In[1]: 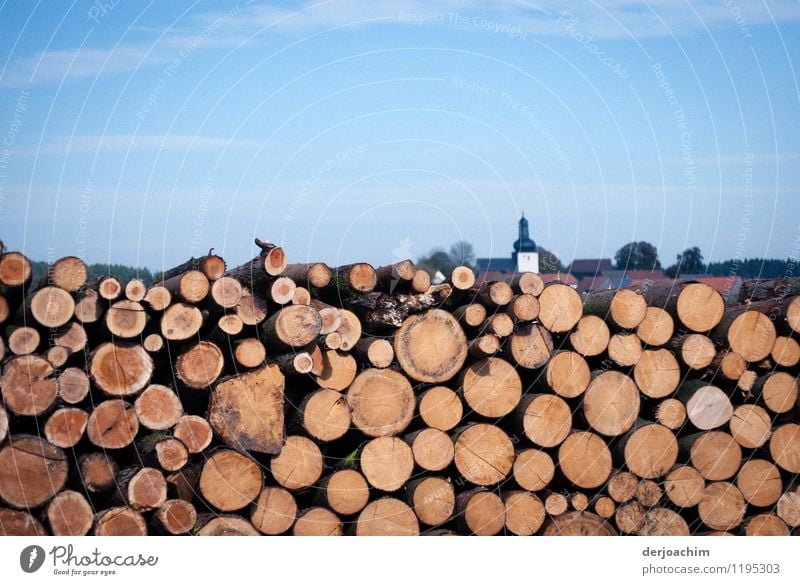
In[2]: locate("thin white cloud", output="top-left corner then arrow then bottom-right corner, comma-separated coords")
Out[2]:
16,134 -> 262,155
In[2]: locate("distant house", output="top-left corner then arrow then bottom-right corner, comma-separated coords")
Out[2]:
567,258 -> 613,279
475,214 -> 540,277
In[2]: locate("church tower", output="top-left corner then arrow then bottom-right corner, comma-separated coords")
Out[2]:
512,213 -> 539,273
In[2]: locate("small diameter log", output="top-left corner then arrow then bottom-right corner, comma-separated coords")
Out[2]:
511,272 -> 544,296
175,341 -> 224,389
39,257 -> 86,291
777,489 -> 800,528
154,499 -> 197,535
634,349 -> 681,399
460,357 -> 522,418
676,381 -> 733,431
143,285 -> 172,311
594,497 -> 616,520
770,423 -> 800,473
664,465 -> 705,508
262,305 -> 322,349
544,492 -> 568,516
233,338 -> 266,369
503,491 -> 545,536
582,288 -> 647,330
152,438 -> 189,472
97,276 -> 122,301
334,262 -> 378,293
74,288 -> 104,323
208,276 -> 242,309
347,368 -> 415,437
543,351 -> 590,398
360,436 -> 414,492
57,367 -> 90,404
544,511 -> 617,536
314,349 -> 357,391
0,251 -> 32,287
160,303 -> 203,341
615,502 -> 645,534
655,399 -> 687,430
709,350 -> 748,381
54,321 -> 88,354
636,480 -> 663,507
608,471 -> 639,503
265,277 -> 295,306
194,515 -> 259,536
46,345 -> 70,368
160,270 -> 209,304
570,492 -> 590,511
353,337 -> 394,368
235,289 -> 267,326
771,336 -> 800,367
737,459 -> 782,507
406,477 -> 454,526
134,384 -> 183,431
514,394 -> 571,448
394,308 -> 468,383
45,490 -> 94,536
292,508 -> 343,536
513,449 -> 555,492
711,301 -> 777,362
124,278 -> 147,302
199,449 -> 263,511
756,372 -> 798,414
86,400 -> 139,449
569,315 -> 610,357
583,371 -> 640,437
450,266 -> 475,291
410,269 -> 431,293
335,309 -> 361,350
300,388 -> 351,442
0,435 -> 68,508
319,470 -> 370,517
27,286 -> 75,328
638,508 -> 689,536
483,312 -> 514,337
374,259 -> 416,292
452,303 -> 487,328
418,386 -> 462,431
407,428 -> 454,472
729,404 -> 772,449
538,283 -> 583,333
292,287 -> 311,305
270,435 -> 324,490
476,280 -> 514,307
504,293 -> 539,322
687,431 -> 742,481
166,465 -> 200,502
607,333 -> 642,366
356,498 -> 419,536
453,424 -> 514,486
469,334 -> 501,359
143,333 -> 164,353
621,423 -> 678,479
250,487 -> 297,535
79,452 -> 119,493
642,281 -> 725,333
698,482 -> 746,531
90,342 -> 154,397
44,407 -> 89,448
282,262 -> 332,289
209,364 -> 284,454
636,306 -> 674,346
270,351 -> 313,375
558,431 -> 612,489
671,333 -> 716,370
745,514 -> 789,536
116,467 -> 167,511
6,326 -> 40,355
505,323 -> 553,369
0,509 -> 46,536
1,355 -> 58,416
456,488 -> 506,536
94,507 -> 147,536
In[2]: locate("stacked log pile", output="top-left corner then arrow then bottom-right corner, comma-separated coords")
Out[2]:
0,238 -> 798,536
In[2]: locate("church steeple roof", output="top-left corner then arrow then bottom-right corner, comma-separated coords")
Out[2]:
513,213 -> 537,253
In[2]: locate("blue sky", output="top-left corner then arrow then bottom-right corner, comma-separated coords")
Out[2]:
0,1 -> 798,272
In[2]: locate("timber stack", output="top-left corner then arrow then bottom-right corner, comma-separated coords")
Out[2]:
0,238 -> 798,536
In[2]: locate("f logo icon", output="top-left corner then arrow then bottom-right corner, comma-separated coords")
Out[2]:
20,545 -> 46,573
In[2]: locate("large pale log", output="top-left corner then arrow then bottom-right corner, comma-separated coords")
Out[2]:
686,431 -> 742,481
356,498 -> 419,536
711,300 -> 778,361
543,511 -> 617,536
134,384 -> 183,431
543,351 -> 590,398
582,288 -> 647,329
452,424 -> 514,486
538,283 -> 582,333
44,407 -> 89,448
583,371 -> 640,437
634,349 -> 681,399
417,386 -> 462,431
299,388 -> 350,442
318,470 -> 370,517
664,465 -> 705,508
513,449 -> 554,492
292,508 -> 343,536
175,341 -> 224,389
406,477 -> 454,526
641,281 -> 725,333
569,315 -> 610,356
359,436 -> 414,492
698,482 -> 746,531
770,423 -> 800,473
94,507 -> 147,536
406,428 -> 454,472
250,487 -> 297,535
558,432 -> 612,489
199,449 -> 263,512
514,394 -> 571,448
262,305 -> 322,349
89,342 -> 153,397
460,357 -> 522,418
347,368 -> 415,437
86,400 -> 139,449
505,322 -> 553,369
394,309 -> 467,383
0,435 -> 68,508
270,436 -> 323,490
636,306 -> 674,346
1,355 -> 58,416
456,488 -> 505,536
736,459 -> 782,507
503,491 -> 545,536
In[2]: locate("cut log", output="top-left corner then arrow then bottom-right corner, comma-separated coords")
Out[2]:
335,309 -> 361,350
89,342 -> 153,397
309,302 -> 342,335
558,432 -> 612,489
292,287 -> 311,305
638,507 -> 689,535
134,384 -> 183,431
199,449 -> 263,511
538,283 -> 583,333
636,306 -> 674,346
6,326 -> 40,355
543,511 -> 617,536
235,289 -> 267,326
160,270 -> 209,304
450,266 -> 475,291
300,388 -> 350,442
74,288 -> 104,323
333,263 -> 378,294
0,508 -> 47,535
736,459 -> 782,507
452,424 -> 514,486
711,302 -> 777,361
641,281 -> 725,333
460,357 -> 522,418
124,278 -> 147,302
698,482 -> 746,531
175,341 -> 224,389
738,276 -> 800,302
143,285 -> 172,311
151,437 -> 189,472
374,259 -> 417,292
319,470 -> 370,517
394,309 -> 467,383
0,294 -> 8,325
636,480 -> 663,507
0,435 -> 68,508
771,336 -> 800,367
593,496 -> 616,520
634,349 -> 681,399
476,280 -> 514,307
27,286 -> 75,328
282,262 -> 332,289
44,407 -> 89,448
56,368 -> 89,405
569,315 -> 610,357
292,508 -> 343,536
505,322 -> 553,369
607,333 -> 642,366
233,338 -> 266,369
0,405 -> 7,443
570,492 -> 590,512
0,251 -> 32,287
510,272 -> 544,296
514,394 -> 571,448
406,477 -> 456,527
687,431 -> 742,481
483,312 -> 514,337
654,398 -> 687,430
94,507 -> 147,536
664,465 -> 704,507
347,368 -> 415,437
153,499 -> 197,535
209,364 -> 284,454
250,487 -> 297,535
266,276 -> 295,306
513,448 -> 554,491
469,334 -> 501,359
410,269 -> 431,293
207,276 -> 242,309
582,288 -> 647,330
729,404 -> 771,449
452,303 -> 487,328
608,471 -> 639,503
353,337 -> 394,368
407,428 -> 454,472
356,498 -> 419,536
96,276 -> 122,301
543,351 -> 590,398
115,467 -> 167,511
621,423 -> 678,479
78,452 -> 119,493
504,293 -> 539,322
418,386 -> 462,431
314,349 -> 357,391
262,305 -> 322,349
769,423 -> 800,473
709,350 -> 747,381
360,436 -> 414,492
270,350 -> 313,375
676,381 -> 733,430
1,355 -> 58,416
756,371 -> 798,414
86,400 -> 139,449
44,345 -> 69,370
194,514 -> 259,536
614,502 -> 645,534
270,436 -> 324,490
544,492 -> 568,515
745,514 -> 789,536
777,489 -> 800,528
160,302 -> 203,341
54,321 -> 88,354
159,253 -> 227,282
583,371 -> 640,437
456,488 -> 505,536
349,285 -> 453,331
